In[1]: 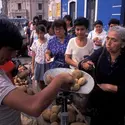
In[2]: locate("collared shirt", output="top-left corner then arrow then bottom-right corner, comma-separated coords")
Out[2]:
47,35 -> 72,68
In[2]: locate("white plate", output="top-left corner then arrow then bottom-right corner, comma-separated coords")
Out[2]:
43,68 -> 94,94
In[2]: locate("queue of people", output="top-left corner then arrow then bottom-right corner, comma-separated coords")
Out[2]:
0,15 -> 125,125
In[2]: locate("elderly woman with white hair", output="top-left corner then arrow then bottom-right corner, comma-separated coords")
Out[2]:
79,26 -> 125,125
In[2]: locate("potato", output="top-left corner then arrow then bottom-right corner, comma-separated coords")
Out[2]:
15,85 -> 20,87
42,109 -> 51,121
46,75 -> 54,84
20,82 -> 23,85
78,77 -> 86,86
50,113 -> 58,123
70,122 -> 86,125
72,70 -> 83,79
17,77 -> 21,82
51,105 -> 60,114
68,111 -> 76,123
17,70 -> 30,79
76,114 -> 84,122
51,122 -> 59,125
14,78 -> 17,83
21,79 -> 26,82
75,79 -> 79,84
15,82 -> 19,86
71,84 -> 80,91
67,105 -> 75,113
24,80 -> 28,85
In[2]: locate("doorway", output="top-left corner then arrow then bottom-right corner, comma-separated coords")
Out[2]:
86,0 -> 96,30
69,1 -> 75,21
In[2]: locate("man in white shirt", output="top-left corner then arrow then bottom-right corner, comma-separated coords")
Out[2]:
88,20 -> 107,50
65,17 -> 94,69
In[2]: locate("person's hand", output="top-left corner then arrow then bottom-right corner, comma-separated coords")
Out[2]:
55,73 -> 75,90
95,40 -> 102,46
93,37 -> 99,42
97,84 -> 118,92
81,61 -> 94,70
46,55 -> 51,62
31,68 -> 34,76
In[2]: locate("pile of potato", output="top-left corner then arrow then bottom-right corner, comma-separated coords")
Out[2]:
14,75 -> 28,87
13,65 -> 34,95
41,104 -> 86,125
46,69 -> 87,92
70,69 -> 87,91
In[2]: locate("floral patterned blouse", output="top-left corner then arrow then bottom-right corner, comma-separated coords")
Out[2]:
47,35 -> 72,68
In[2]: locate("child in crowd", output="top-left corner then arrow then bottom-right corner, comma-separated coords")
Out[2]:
30,24 -> 49,89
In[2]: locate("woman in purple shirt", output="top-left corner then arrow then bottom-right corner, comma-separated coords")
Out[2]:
45,19 -> 72,68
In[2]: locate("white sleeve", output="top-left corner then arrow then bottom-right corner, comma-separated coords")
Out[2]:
88,31 -> 93,39
0,72 -> 16,105
65,39 -> 73,55
30,30 -> 34,39
30,40 -> 37,52
102,32 -> 107,46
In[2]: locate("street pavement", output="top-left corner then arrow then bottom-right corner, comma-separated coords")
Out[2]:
18,57 -> 31,65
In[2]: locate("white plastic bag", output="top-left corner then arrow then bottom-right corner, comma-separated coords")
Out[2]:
21,113 -> 38,125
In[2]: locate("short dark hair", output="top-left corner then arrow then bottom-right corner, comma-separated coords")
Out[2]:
0,18 -> 23,50
108,18 -> 120,26
36,24 -> 46,33
94,20 -> 103,26
63,15 -> 73,26
33,16 -> 39,25
52,19 -> 67,33
39,19 -> 48,27
74,17 -> 89,29
47,21 -> 53,33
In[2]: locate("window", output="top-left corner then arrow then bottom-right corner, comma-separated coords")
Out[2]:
17,16 -> 21,18
18,3 -> 21,10
69,2 -> 75,21
39,15 -> 42,20
38,3 -> 42,10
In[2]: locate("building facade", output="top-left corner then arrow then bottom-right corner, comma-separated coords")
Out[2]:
61,0 -> 125,30
7,0 -> 48,20
1,0 -> 8,15
48,0 -> 61,21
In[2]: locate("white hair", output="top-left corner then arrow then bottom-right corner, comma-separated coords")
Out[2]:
108,26 -> 125,42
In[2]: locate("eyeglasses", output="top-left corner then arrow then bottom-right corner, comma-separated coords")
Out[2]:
106,36 -> 119,42
54,27 -> 64,31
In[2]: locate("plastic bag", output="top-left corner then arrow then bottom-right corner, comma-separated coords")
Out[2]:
21,113 -> 38,125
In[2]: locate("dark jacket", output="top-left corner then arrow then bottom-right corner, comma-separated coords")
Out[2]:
79,47 -> 125,116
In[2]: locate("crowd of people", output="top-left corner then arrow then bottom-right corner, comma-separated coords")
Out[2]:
0,15 -> 125,125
